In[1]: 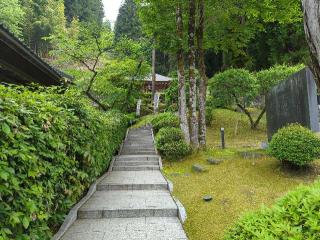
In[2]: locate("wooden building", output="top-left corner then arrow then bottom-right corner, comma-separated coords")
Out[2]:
0,24 -> 69,86
144,74 -> 172,92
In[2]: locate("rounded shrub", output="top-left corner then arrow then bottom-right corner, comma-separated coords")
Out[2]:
151,112 -> 180,133
225,180 -> 320,240
268,124 -> 320,166
156,127 -> 190,160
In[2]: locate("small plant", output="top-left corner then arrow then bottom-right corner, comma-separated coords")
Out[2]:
151,112 -> 180,133
156,127 -> 190,160
268,124 -> 320,166
225,180 -> 320,239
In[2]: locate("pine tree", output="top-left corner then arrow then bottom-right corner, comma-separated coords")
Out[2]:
114,0 -> 143,41
64,0 -> 104,24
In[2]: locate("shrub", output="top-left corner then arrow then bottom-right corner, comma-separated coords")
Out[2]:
268,124 -> 320,166
208,69 -> 258,108
151,112 -> 180,133
225,180 -> 320,240
0,86 -> 128,239
256,64 -> 304,96
156,127 -> 190,160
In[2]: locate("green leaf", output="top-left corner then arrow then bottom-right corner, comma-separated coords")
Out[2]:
1,123 -> 11,135
22,217 -> 30,229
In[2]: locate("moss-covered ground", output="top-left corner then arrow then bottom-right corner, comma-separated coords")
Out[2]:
160,109 -> 320,240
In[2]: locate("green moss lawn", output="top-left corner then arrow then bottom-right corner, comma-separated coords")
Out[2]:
162,109 -> 320,240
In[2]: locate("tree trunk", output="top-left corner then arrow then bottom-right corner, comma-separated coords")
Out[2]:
188,0 -> 199,148
176,4 -> 190,144
197,0 -> 207,147
252,107 -> 266,129
152,47 -> 157,112
302,0 -> 320,88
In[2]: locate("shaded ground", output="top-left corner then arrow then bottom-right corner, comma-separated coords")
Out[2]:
161,109 -> 320,240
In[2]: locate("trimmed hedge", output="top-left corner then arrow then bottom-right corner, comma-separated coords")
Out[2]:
151,112 -> 180,133
268,124 -> 320,166
0,86 -> 128,239
156,127 -> 190,160
225,180 -> 320,240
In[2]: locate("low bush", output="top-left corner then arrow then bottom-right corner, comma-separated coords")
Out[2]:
268,124 -> 320,166
151,112 -> 180,133
0,86 -> 128,239
156,127 -> 190,160
225,180 -> 320,240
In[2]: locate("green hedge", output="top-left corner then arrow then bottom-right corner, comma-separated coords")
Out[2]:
225,180 -> 320,240
155,127 -> 190,160
0,86 -> 128,239
151,112 -> 180,133
268,124 -> 320,166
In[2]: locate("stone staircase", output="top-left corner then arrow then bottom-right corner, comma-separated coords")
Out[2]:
60,127 -> 187,240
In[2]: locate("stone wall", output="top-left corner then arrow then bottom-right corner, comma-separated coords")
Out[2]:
266,67 -> 319,140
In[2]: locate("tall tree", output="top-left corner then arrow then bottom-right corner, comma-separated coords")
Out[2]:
188,0 -> 199,147
176,2 -> 191,144
114,0 -> 143,41
197,0 -> 207,147
0,0 -> 25,37
64,0 -> 104,24
302,0 -> 320,88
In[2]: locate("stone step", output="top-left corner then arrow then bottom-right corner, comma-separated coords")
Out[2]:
78,190 -> 178,219
112,165 -> 160,171
113,161 -> 159,166
97,183 -> 168,191
61,217 -> 187,240
116,155 -> 160,162
121,152 -> 157,156
97,171 -> 167,191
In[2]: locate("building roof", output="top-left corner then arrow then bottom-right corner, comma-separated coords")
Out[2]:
0,24 -> 69,86
145,74 -> 172,82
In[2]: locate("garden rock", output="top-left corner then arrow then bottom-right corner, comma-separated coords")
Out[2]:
192,164 -> 206,173
203,195 -> 213,202
207,158 -> 222,165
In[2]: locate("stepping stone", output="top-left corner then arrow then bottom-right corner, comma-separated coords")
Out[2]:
207,158 -> 223,165
61,217 -> 187,240
192,164 -> 206,172
78,190 -> 178,219
97,171 -> 168,191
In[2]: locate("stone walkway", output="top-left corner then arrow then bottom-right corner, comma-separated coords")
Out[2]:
61,127 -> 187,240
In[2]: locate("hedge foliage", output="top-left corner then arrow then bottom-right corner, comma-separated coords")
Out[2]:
268,124 -> 320,166
155,127 -> 190,160
225,180 -> 320,240
151,112 -> 180,133
0,86 -> 128,239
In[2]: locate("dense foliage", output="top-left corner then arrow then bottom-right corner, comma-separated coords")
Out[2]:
64,0 -> 104,24
268,124 -> 320,166
151,112 -> 180,133
256,64 -> 304,96
155,127 -> 190,160
209,69 -> 258,108
0,0 -> 25,36
225,180 -> 320,239
0,86 -> 128,239
114,0 -> 143,41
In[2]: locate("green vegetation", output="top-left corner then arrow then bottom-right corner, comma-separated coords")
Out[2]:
156,127 -> 190,160
225,180 -> 320,239
151,112 -> 180,133
0,86 -> 128,239
268,124 -> 320,167
160,109 -> 320,240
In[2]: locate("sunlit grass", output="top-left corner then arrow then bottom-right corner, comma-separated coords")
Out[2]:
162,109 -> 320,240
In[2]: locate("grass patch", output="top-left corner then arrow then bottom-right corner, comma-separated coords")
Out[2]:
162,109 -> 320,240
